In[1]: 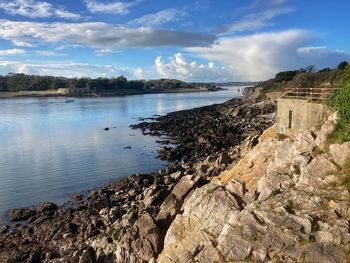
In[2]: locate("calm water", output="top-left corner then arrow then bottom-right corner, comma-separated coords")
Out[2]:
0,87 -> 242,224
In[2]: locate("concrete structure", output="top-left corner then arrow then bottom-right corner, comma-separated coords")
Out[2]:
57,88 -> 90,95
277,98 -> 330,134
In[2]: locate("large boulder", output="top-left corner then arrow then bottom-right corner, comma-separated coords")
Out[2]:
158,183 -> 242,263
257,170 -> 293,201
329,142 -> 350,167
297,154 -> 338,187
291,130 -> 316,156
315,113 -> 337,151
274,139 -> 294,169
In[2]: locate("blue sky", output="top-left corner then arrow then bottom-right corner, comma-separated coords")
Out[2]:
0,0 -> 349,81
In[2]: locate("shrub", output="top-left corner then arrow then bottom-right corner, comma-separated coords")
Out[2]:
331,65 -> 350,141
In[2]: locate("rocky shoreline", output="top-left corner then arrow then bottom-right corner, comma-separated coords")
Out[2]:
0,93 -> 276,262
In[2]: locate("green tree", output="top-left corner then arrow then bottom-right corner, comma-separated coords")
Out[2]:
338,61 -> 349,70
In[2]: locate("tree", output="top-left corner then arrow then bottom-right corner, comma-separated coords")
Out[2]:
338,61 -> 348,70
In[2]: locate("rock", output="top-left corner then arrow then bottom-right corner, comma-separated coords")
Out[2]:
291,130 -> 316,156
329,142 -> 350,167
298,153 -> 338,186
314,231 -> 334,243
0,225 -> 9,234
274,139 -> 294,169
217,224 -> 252,261
305,243 -> 345,263
37,202 -> 58,213
73,194 -> 84,201
315,117 -> 336,151
8,207 -> 36,221
171,175 -> 197,201
215,151 -> 232,167
225,179 -> 246,198
170,171 -> 183,180
104,127 -> 109,131
79,246 -> 96,263
257,171 -> 293,200
133,212 -> 162,260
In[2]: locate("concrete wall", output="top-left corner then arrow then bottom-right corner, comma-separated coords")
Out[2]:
277,98 -> 330,134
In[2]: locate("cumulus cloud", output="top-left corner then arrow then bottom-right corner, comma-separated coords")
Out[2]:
0,20 -> 216,48
0,0 -> 81,20
84,0 -> 140,15
0,60 -> 132,78
127,9 -> 186,27
0,48 -> 26,56
187,30 -> 350,81
154,53 -> 234,82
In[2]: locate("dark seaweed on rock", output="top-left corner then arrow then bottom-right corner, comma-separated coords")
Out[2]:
131,97 -> 276,162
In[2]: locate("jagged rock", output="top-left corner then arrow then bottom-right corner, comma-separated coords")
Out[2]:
257,171 -> 293,200
171,175 -> 197,201
8,207 -> 36,221
298,153 -> 338,186
305,243 -> 345,263
217,225 -> 252,261
169,171 -> 183,181
225,179 -> 246,198
291,130 -> 316,156
37,202 -> 58,213
79,246 -> 96,263
215,151 -> 232,167
329,142 -> 350,167
315,114 -> 337,151
275,139 -> 294,169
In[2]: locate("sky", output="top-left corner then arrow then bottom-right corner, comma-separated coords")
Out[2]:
0,0 -> 349,82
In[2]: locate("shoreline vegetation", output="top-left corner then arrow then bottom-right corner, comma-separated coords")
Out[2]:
0,73 -> 256,99
0,86 -> 224,99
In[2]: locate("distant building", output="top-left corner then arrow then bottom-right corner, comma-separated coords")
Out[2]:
57,88 -> 90,95
277,85 -> 338,134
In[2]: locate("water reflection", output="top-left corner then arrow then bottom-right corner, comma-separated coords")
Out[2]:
0,87 -> 241,223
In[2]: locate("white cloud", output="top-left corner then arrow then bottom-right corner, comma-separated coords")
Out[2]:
154,53 -> 234,82
84,0 -> 139,15
0,0 -> 81,20
134,67 -> 144,79
0,60 -> 132,78
127,9 -> 186,27
35,50 -> 66,57
94,49 -> 114,56
0,20 -> 216,48
0,48 -> 26,56
222,6 -> 294,33
187,30 -> 350,81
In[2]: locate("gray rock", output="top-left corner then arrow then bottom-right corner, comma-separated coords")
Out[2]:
291,130 -> 316,156
217,224 -> 252,261
274,139 -> 294,169
305,243 -> 345,263
329,142 -> 350,167
257,171 -> 292,200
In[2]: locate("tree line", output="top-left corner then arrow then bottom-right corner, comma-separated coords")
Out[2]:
0,74 -> 205,92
